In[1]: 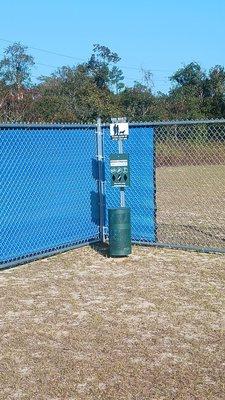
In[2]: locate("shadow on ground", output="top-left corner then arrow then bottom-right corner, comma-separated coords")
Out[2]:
90,241 -> 109,257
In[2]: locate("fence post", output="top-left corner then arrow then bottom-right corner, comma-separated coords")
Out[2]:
153,126 -> 158,243
96,117 -> 106,242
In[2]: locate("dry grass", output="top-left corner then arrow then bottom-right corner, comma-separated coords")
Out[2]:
0,245 -> 224,399
156,165 -> 225,248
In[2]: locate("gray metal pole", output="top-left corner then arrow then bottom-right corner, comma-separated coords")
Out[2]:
118,138 -> 123,154
96,117 -> 105,242
118,138 -> 125,207
120,188 -> 125,208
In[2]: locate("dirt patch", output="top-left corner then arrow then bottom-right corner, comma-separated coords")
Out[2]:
0,245 -> 224,399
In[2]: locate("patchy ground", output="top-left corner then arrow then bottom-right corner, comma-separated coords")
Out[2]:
0,245 -> 224,400
156,165 -> 225,249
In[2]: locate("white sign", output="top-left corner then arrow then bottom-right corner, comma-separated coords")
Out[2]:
110,159 -> 128,167
110,122 -> 129,139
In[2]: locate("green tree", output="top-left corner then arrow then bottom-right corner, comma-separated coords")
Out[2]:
0,42 -> 34,90
0,42 -> 35,122
168,62 -> 207,120
86,44 -> 124,92
203,65 -> 225,118
109,66 -> 124,93
35,63 -> 122,122
118,82 -> 154,121
170,62 -> 205,88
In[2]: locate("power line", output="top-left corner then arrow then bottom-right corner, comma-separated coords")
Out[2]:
0,47 -> 170,83
0,37 -> 174,73
0,39 -> 171,89
31,60 -> 170,81
0,38 -> 85,62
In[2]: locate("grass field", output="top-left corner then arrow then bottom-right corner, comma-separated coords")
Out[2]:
156,164 -> 225,249
1,147 -> 225,398
0,245 -> 224,399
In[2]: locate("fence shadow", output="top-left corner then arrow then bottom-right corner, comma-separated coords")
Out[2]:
90,242 -> 109,258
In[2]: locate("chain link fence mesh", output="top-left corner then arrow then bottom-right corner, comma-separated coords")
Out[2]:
103,126 -> 156,243
1,125 -> 100,267
1,120 -> 224,268
154,122 -> 225,252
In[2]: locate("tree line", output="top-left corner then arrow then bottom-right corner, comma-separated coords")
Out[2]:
0,42 -> 225,123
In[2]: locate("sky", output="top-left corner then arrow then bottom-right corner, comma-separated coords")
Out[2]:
0,0 -> 225,93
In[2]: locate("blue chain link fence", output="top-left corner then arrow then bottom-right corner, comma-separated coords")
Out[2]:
1,119 -> 224,268
1,122 -> 156,268
103,125 -> 156,242
1,125 -> 100,268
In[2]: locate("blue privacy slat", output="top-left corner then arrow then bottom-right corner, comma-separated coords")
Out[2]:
104,126 -> 156,242
1,124 -> 156,267
0,127 -> 100,265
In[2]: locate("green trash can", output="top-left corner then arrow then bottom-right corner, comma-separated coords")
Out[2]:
108,207 -> 131,257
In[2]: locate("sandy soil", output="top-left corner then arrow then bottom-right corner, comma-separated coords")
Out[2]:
0,244 -> 224,399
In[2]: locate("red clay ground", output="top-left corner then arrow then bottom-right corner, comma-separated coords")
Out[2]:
0,245 -> 224,400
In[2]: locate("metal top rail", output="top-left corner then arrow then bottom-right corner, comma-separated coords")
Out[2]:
0,123 -> 97,129
128,119 -> 225,127
0,118 -> 225,129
